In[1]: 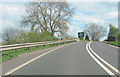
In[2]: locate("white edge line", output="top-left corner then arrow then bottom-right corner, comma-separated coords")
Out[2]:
104,42 -> 119,49
86,42 -> 115,75
107,44 -> 119,49
89,42 -> 120,74
4,46 -> 62,75
3,42 -> 77,76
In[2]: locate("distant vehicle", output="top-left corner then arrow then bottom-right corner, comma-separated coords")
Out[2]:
105,36 -> 116,42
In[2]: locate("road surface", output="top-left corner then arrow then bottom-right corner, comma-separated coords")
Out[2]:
2,41 -> 119,76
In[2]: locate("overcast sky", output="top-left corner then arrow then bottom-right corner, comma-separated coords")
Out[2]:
0,0 -> 119,42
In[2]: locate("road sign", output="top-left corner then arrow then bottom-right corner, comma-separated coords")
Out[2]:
58,34 -> 62,37
78,32 -> 84,38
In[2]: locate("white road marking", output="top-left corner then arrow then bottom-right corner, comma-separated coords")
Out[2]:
86,42 -> 115,75
3,42 -> 77,76
104,41 -> 119,49
89,42 -> 120,74
107,44 -> 119,49
4,46 -> 63,75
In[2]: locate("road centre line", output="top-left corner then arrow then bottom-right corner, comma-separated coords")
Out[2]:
89,42 -> 120,74
86,42 -> 115,75
3,42 -> 77,76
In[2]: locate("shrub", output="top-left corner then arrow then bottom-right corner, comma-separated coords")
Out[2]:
2,30 -> 58,45
27,31 -> 58,43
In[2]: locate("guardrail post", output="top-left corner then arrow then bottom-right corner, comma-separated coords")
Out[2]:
55,43 -> 57,46
43,45 -> 45,47
1,40 -> 76,52
49,44 -> 51,47
28,47 -> 30,50
15,49 -> 18,52
53,43 -> 55,46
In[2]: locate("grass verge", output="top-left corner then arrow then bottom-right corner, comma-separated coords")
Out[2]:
107,41 -> 120,46
1,41 -> 74,62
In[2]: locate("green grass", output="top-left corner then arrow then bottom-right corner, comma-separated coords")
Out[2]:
1,42 -> 73,62
107,41 -> 120,46
79,38 -> 84,40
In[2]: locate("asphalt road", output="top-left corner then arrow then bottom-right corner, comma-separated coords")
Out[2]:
90,42 -> 119,75
2,41 -> 119,75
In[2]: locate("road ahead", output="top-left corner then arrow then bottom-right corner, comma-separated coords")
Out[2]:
2,41 -> 119,76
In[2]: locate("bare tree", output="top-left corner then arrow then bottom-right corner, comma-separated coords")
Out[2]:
1,27 -> 28,45
84,23 -> 107,41
14,29 -> 29,43
21,2 -> 75,35
1,27 -> 17,44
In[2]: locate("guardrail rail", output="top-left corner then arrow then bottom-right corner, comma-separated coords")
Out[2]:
0,39 -> 76,52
